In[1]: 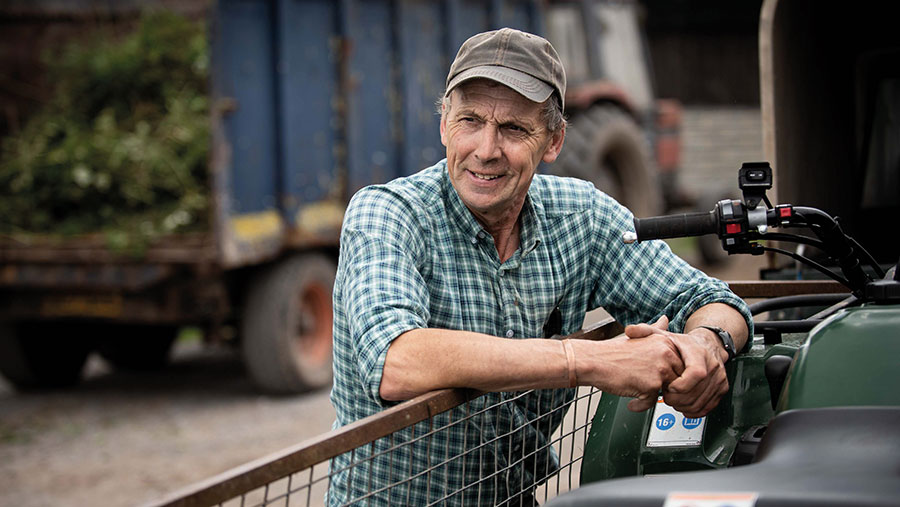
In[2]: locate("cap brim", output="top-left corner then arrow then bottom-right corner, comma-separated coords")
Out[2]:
446,65 -> 554,104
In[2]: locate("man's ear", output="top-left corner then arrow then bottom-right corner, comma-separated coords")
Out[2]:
439,101 -> 448,147
541,126 -> 566,164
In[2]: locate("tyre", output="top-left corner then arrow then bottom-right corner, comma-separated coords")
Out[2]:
241,253 -> 336,394
96,325 -> 178,371
0,321 -> 92,389
551,104 -> 663,217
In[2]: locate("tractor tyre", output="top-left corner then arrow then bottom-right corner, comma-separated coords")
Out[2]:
552,104 -> 663,217
0,321 -> 92,390
241,253 -> 336,394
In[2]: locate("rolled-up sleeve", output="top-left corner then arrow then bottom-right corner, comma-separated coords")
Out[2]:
337,188 -> 430,405
587,189 -> 753,336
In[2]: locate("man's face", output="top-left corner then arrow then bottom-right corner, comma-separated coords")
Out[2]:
440,80 -> 564,226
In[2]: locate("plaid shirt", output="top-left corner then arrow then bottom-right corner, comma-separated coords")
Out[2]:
328,160 -> 751,505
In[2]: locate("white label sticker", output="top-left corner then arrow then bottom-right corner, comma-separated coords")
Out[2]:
663,492 -> 758,507
646,397 -> 706,447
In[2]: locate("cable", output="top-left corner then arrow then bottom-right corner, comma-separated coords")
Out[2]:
748,294 -> 850,316
791,210 -> 883,277
760,246 -> 851,288
846,234 -> 886,278
757,233 -> 827,252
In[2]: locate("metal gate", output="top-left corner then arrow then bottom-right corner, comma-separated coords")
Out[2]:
145,319 -> 623,507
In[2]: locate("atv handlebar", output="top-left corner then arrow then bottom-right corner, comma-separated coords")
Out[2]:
622,162 -> 885,298
624,198 -> 793,246
627,210 -> 718,242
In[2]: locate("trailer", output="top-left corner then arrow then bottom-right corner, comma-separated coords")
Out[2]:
0,0 -> 681,393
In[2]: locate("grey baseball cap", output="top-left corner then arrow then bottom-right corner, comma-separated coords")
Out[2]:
446,28 -> 566,110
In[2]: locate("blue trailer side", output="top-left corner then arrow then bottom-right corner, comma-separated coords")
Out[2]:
212,0 -> 542,267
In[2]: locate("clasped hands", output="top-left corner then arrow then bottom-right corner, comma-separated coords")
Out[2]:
594,315 -> 729,419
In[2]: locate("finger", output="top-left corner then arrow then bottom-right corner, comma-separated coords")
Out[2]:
666,337 -> 710,394
666,364 -> 728,417
665,383 -> 712,417
674,389 -> 721,419
690,369 -> 729,416
691,391 -> 724,418
624,323 -> 658,339
624,315 -> 669,339
627,395 -> 658,413
652,315 -> 670,330
667,345 -> 715,392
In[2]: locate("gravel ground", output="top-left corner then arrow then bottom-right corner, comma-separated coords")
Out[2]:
0,107 -> 766,507
0,343 -> 336,507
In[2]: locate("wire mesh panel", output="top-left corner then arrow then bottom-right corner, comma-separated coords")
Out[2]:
147,321 -> 626,507
216,462 -> 332,507
329,387 -> 602,506
151,386 -> 602,507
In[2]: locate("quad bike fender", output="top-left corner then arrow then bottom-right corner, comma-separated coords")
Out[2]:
778,305 -> 900,411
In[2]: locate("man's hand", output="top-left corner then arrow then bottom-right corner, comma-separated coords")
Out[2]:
625,315 -> 729,418
575,316 -> 684,412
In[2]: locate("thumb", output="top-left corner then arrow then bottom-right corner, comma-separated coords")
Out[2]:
627,394 -> 658,412
652,315 -> 670,330
624,315 -> 670,339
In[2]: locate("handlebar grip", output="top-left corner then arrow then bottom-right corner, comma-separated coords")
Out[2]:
633,210 -> 718,241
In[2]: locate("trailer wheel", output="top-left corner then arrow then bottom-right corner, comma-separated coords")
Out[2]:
551,104 -> 663,217
241,253 -> 336,394
0,322 -> 91,389
96,325 -> 178,371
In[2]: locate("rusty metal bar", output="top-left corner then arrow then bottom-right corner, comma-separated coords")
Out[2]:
568,316 -> 624,340
0,234 -> 217,264
727,280 -> 848,298
144,387 -> 481,507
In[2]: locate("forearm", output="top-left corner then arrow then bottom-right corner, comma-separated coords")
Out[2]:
684,302 -> 750,361
380,328 -> 570,400
380,326 -> 684,403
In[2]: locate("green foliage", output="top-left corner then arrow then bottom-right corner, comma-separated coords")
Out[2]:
0,10 -> 210,250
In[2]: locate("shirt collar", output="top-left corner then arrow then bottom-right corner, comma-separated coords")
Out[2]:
521,183 -> 544,255
440,160 -> 543,256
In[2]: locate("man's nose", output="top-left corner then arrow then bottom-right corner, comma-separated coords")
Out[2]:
474,125 -> 502,162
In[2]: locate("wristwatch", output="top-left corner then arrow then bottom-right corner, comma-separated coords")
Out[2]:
699,325 -> 736,362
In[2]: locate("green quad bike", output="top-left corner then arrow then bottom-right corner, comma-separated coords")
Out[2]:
549,162 -> 900,507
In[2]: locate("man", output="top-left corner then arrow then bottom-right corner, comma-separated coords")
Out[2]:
329,28 -> 751,505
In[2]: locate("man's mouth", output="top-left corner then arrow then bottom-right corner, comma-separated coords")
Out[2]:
470,170 -> 502,181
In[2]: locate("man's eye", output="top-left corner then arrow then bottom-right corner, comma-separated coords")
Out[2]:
504,124 -> 526,133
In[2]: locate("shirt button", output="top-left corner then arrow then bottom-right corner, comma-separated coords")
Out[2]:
471,237 -> 478,244
506,329 -> 514,338
498,270 -> 504,277
477,231 -> 485,239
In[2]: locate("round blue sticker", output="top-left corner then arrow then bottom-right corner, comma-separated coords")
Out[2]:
682,417 -> 703,430
655,413 -> 676,431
